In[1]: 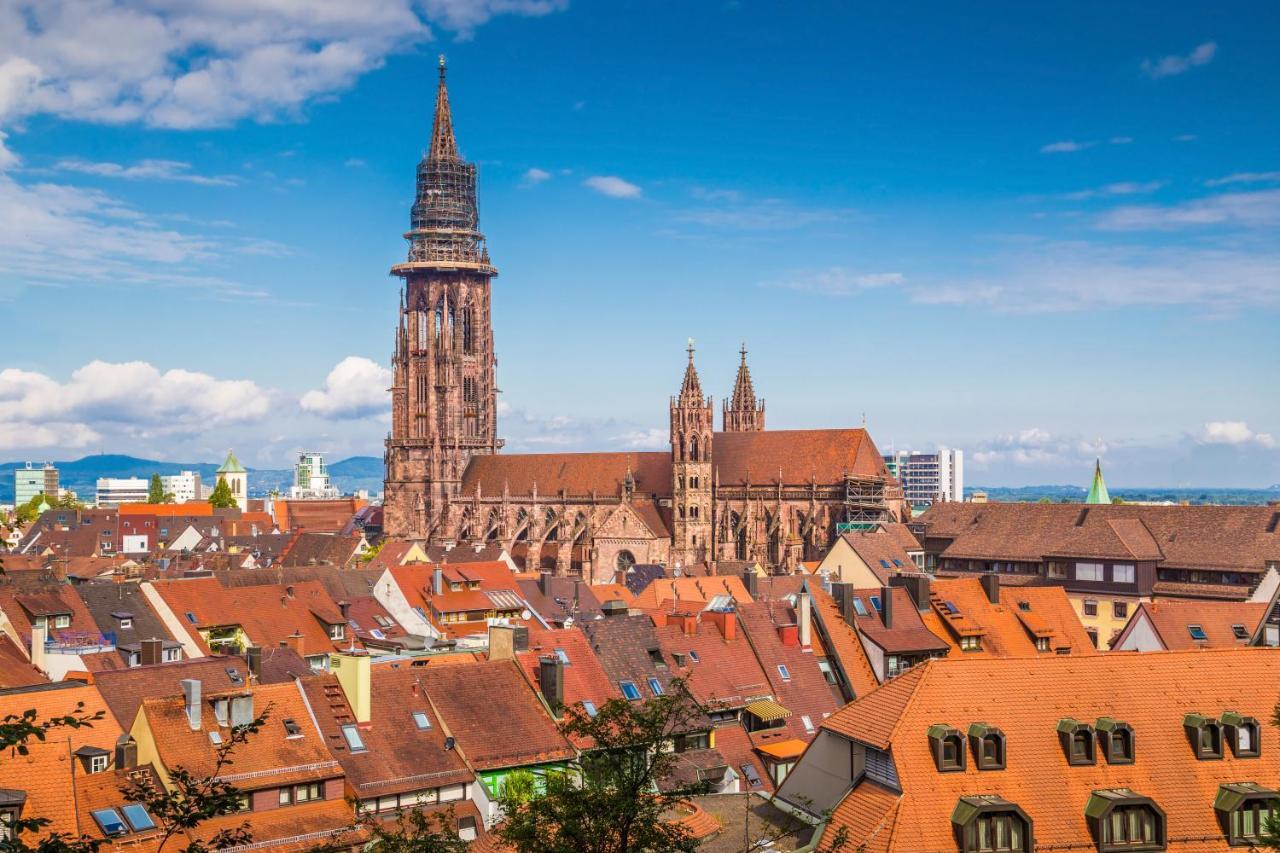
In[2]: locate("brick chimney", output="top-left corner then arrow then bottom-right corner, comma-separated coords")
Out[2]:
980,573 -> 1001,605
681,613 -> 698,635
488,624 -> 515,661
891,573 -> 932,612
284,631 -> 305,658
706,609 -> 737,641
880,586 -> 894,630
246,645 -> 262,680
538,655 -> 565,714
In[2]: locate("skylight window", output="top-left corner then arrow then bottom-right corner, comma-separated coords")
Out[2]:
879,559 -> 891,569
185,611 -> 197,624
1189,624 -> 1208,641
892,559 -> 903,567
1232,624 -> 1249,641
283,718 -> 303,737
852,598 -> 868,617
802,715 -> 815,734
121,804 -> 156,832
209,731 -> 223,745
1017,601 -> 1031,612
91,809 -> 128,836
688,650 -> 699,663
777,664 -> 791,681
870,596 -> 882,612
582,700 -> 598,718
370,629 -> 386,640
620,681 -> 641,701
943,601 -> 960,615
341,724 -> 366,752
412,711 -> 431,730
648,677 -> 665,696
555,648 -> 571,665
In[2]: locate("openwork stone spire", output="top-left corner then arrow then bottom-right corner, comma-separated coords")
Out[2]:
723,343 -> 765,432
429,55 -> 459,162
679,339 -> 705,403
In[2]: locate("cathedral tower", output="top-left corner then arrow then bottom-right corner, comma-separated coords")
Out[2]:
670,342 -> 713,566
722,343 -> 765,432
384,57 -> 501,539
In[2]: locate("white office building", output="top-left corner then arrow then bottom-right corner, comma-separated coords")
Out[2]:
290,451 -> 340,500
95,477 -> 150,507
160,471 -> 203,504
887,449 -> 964,508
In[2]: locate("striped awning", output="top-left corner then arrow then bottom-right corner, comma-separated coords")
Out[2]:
744,699 -> 792,722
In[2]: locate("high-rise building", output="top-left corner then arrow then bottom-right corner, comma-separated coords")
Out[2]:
14,462 -> 58,506
291,451 -> 340,499
96,477 -> 149,507
160,471 -> 203,503
383,56 -> 501,538
888,449 -> 964,508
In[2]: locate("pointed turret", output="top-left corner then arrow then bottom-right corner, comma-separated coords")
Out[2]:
723,342 -> 765,432
217,450 -> 246,475
428,55 -> 459,162
1085,458 -> 1111,504
678,339 -> 705,404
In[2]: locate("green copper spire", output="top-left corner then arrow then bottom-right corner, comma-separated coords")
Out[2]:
1085,458 -> 1111,504
217,450 -> 246,475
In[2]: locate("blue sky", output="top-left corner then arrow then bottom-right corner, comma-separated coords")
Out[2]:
0,1 -> 1277,487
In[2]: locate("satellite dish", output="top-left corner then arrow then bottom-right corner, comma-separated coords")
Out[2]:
521,609 -> 532,620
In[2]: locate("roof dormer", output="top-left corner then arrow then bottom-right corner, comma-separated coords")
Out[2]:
1057,718 -> 1095,766
968,722 -> 1006,770
1184,712 -> 1223,760
1096,717 -> 1135,765
1221,711 -> 1261,758
928,724 -> 966,772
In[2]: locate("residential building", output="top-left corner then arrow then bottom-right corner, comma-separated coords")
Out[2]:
779,648 -> 1280,852
75,581 -> 185,667
825,582 -> 951,682
380,62 -> 905,573
916,502 -> 1280,647
889,448 -> 964,508
274,497 -> 364,533
816,526 -> 923,585
215,450 -> 248,511
95,477 -> 149,508
160,470 -> 203,503
14,461 -> 58,506
919,575 -> 1098,656
1111,598 -> 1271,651
291,451 -> 341,499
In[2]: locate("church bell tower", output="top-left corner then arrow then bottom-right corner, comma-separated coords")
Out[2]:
384,57 -> 501,539
670,342 -> 713,567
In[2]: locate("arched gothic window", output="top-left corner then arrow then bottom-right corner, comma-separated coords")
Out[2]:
434,299 -> 444,339
462,308 -> 474,353
416,310 -> 429,351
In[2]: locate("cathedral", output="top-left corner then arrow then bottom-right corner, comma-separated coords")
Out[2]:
383,60 -> 904,581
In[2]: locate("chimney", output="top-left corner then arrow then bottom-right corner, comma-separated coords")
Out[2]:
707,609 -> 737,641
332,650 -> 372,723
432,566 -> 444,596
833,583 -> 856,626
246,646 -> 262,679
337,600 -> 350,620
892,573 -> 932,612
539,571 -> 552,596
115,735 -> 137,770
797,591 -> 812,647
538,655 -> 565,713
741,568 -> 758,599
513,625 -> 529,652
980,573 -> 1001,605
181,679 -> 202,730
488,624 -> 515,661
284,631 -> 305,659
30,623 -> 47,674
285,584 -> 295,598
681,614 -> 698,635
601,599 -> 627,617
139,637 -> 164,666
880,586 -> 894,630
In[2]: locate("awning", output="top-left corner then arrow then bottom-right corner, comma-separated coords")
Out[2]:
744,699 -> 792,722
755,738 -> 808,760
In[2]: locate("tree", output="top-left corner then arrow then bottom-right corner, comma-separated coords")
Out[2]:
362,807 -> 470,853
497,679 -> 711,853
148,474 -> 175,504
208,479 -> 237,509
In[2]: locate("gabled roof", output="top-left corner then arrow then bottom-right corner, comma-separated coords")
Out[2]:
580,614 -> 680,698
920,577 -> 1096,657
280,531 -> 363,568
0,634 -> 48,689
713,428 -> 890,485
654,612 -> 771,709
276,498 -> 363,534
804,582 -> 879,701
1116,598 -> 1269,650
839,531 -> 918,583
419,659 -> 574,770
517,626 -> 622,746
814,649 -> 1280,852
217,450 -> 247,474
630,575 -> 753,614
94,655 -> 262,729
460,451 -> 673,499
848,588 -> 950,656
75,581 -> 182,664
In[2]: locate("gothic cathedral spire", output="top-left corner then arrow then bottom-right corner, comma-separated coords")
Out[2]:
671,341 -> 713,567
723,343 -> 765,432
384,57 -> 501,540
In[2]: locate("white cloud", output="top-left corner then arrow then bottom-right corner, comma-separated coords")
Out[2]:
767,268 -> 904,296
0,0 -> 565,130
343,158 -> 366,168
583,175 -> 642,199
521,167 -> 551,186
1142,42 -> 1217,79
55,157 -> 237,185
1060,181 -> 1165,201
1174,134 -> 1198,143
1205,171 -> 1280,187
0,131 -> 18,171
968,428 -> 1107,469
1200,421 -> 1276,449
299,356 -> 392,419
0,361 -> 270,450
1109,136 -> 1134,145
911,241 -> 1280,314
1096,189 -> 1280,231
1040,140 -> 1095,154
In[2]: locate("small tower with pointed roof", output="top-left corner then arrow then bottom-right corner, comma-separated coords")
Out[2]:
216,450 -> 248,511
671,341 -> 713,567
1085,458 -> 1111,505
723,343 -> 765,432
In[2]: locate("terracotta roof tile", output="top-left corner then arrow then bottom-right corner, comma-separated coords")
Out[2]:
460,452 -> 672,499
654,613 -> 771,709
804,582 -> 879,701
1118,599 -> 1268,650
713,429 -> 889,485
920,577 -> 1096,657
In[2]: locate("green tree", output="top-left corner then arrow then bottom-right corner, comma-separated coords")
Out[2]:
147,474 -> 175,504
362,807 -> 470,853
497,679 -> 710,853
208,479 -> 237,509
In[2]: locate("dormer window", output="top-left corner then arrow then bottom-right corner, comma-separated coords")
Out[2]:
1057,719 -> 1095,765
74,745 -> 111,774
959,635 -> 982,652
1184,713 -> 1223,760
1085,789 -> 1165,851
329,623 -> 345,641
968,723 -> 1006,770
1096,718 -> 1135,765
1221,712 -> 1261,758
1215,782 -> 1279,846
951,795 -> 1032,852
929,724 -> 966,772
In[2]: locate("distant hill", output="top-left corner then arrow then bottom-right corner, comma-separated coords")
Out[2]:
0,454 -> 385,503
969,484 -> 1280,506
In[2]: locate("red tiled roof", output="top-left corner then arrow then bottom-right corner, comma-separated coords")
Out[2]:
1120,598 -> 1268,650
920,577 -> 1096,657
713,429 -> 889,485
805,582 -> 879,700
655,613 -> 771,709
461,452 -> 673,498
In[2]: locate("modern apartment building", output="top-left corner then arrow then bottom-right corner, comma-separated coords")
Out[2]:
290,451 -> 339,500
160,471 -> 203,503
888,449 -> 964,508
96,477 -> 149,507
14,462 -> 59,506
